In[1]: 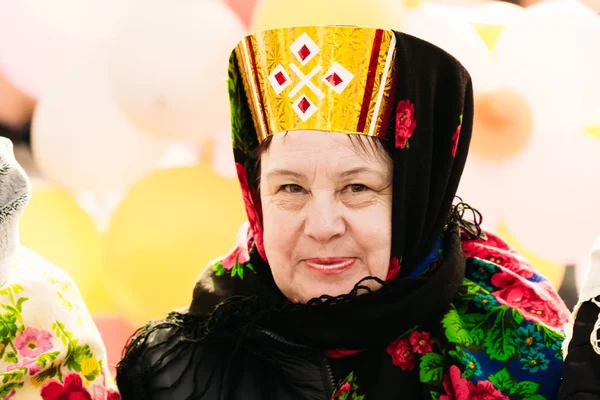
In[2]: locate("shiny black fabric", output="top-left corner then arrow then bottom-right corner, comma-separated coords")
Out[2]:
559,298 -> 600,399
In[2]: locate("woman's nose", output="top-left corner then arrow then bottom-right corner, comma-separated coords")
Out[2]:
303,191 -> 346,243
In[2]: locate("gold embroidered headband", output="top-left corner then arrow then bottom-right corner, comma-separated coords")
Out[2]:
232,26 -> 398,143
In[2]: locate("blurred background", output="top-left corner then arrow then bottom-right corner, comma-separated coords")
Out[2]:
1,0 -> 599,374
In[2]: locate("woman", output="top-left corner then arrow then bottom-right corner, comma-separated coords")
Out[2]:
559,236 -> 600,399
0,138 -> 120,400
116,26 -> 569,399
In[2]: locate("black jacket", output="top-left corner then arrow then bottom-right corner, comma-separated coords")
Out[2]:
116,313 -> 430,400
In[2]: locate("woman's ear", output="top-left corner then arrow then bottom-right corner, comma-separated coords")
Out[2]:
0,137 -> 31,286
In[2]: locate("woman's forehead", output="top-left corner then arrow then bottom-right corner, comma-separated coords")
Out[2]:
262,130 -> 391,174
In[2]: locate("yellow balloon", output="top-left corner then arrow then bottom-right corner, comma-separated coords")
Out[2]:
403,0 -> 421,9
472,23 -> 505,52
496,220 -> 566,290
251,0 -> 405,32
18,182 -> 114,313
103,165 -> 247,326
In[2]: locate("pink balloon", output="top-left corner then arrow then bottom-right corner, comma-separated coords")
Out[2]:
0,1 -> 88,98
224,0 -> 257,27
93,315 -> 137,376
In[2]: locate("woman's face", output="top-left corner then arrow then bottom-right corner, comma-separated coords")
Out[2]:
260,130 -> 393,303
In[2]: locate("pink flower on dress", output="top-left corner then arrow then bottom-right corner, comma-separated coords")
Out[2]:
236,163 -> 266,260
6,357 -> 42,376
41,373 -> 93,400
1,390 -> 16,400
395,100 -> 417,149
91,385 -> 121,400
386,257 -> 401,281
333,382 -> 351,398
441,366 -> 508,400
15,327 -> 53,358
92,384 -> 106,400
222,223 -> 252,270
386,338 -> 415,370
409,331 -> 434,355
451,124 -> 461,157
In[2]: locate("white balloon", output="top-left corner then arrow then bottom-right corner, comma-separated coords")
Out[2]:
460,1 -> 525,26
0,0 -> 139,98
402,3 -> 495,93
493,1 -> 600,134
109,0 -> 246,142
494,0 -> 600,265
502,125 -> 600,266
212,127 -> 236,179
18,0 -> 140,41
456,154 -> 504,231
32,52 -> 167,194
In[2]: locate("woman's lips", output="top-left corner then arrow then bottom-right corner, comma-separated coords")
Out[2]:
304,257 -> 355,275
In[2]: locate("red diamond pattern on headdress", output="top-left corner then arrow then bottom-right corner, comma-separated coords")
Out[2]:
274,71 -> 287,85
325,72 -> 343,87
298,97 -> 311,113
322,62 -> 354,94
268,64 -> 292,95
292,95 -> 317,122
290,32 -> 320,66
298,45 -> 311,61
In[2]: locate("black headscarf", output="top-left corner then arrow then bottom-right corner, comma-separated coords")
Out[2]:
184,27 -> 474,349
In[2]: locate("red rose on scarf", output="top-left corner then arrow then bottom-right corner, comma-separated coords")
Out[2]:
491,271 -> 564,328
386,257 -> 401,281
451,124 -> 461,157
386,338 -> 415,370
409,331 -> 434,355
441,366 -> 508,400
462,241 -> 535,280
41,373 -> 93,400
236,163 -> 266,259
395,100 -> 417,149
333,382 -> 351,398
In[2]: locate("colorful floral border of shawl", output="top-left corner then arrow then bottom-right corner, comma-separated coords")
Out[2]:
211,225 -> 569,399
0,247 -> 120,400
331,231 -> 569,400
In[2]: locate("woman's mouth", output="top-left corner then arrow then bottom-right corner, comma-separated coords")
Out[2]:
304,257 -> 355,275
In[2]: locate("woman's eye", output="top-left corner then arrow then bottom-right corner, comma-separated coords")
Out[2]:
280,184 -> 306,194
347,184 -> 369,193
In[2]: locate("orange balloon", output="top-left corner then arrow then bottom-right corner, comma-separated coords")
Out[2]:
471,88 -> 533,162
0,69 -> 35,127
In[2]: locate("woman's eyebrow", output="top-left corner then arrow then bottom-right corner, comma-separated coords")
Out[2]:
338,167 -> 383,178
265,169 -> 307,180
